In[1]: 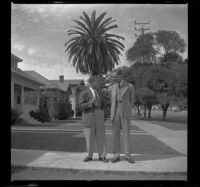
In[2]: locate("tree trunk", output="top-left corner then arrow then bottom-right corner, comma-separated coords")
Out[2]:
162,103 -> 169,121
148,105 -> 152,119
144,105 -> 147,118
162,109 -> 167,121
137,105 -> 141,117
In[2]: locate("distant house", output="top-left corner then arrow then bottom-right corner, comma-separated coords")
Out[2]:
50,77 -> 84,117
11,54 -> 45,122
25,72 -> 84,119
25,72 -> 70,120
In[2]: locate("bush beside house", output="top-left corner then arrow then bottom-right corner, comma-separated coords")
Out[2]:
11,108 -> 22,125
56,100 -> 74,120
29,95 -> 50,123
30,94 -> 73,121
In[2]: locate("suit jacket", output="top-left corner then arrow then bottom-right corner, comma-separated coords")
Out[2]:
110,81 -> 135,121
79,87 -> 104,128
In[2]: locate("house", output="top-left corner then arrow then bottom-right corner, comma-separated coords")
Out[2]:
11,54 -> 45,123
25,71 -> 84,119
24,72 -> 70,120
50,77 -> 84,117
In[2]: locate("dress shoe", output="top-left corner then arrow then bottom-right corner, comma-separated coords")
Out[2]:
124,156 -> 135,163
111,157 -> 120,163
99,157 -> 109,163
83,156 -> 92,162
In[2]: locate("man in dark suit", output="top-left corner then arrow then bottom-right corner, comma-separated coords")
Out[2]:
78,76 -> 108,163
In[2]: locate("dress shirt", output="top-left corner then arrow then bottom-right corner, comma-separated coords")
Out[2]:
90,87 -> 96,99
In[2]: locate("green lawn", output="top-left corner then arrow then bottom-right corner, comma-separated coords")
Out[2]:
149,121 -> 187,130
136,110 -> 187,124
11,132 -> 182,156
11,166 -> 187,180
133,110 -> 187,130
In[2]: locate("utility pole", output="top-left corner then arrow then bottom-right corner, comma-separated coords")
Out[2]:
134,20 -> 150,37
134,20 -> 150,63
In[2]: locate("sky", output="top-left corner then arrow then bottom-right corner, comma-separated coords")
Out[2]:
11,3 -> 188,80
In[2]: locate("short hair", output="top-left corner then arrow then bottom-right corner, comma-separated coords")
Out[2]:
116,69 -> 123,76
88,75 -> 102,84
79,80 -> 85,86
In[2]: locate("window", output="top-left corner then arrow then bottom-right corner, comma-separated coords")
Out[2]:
17,96 -> 21,104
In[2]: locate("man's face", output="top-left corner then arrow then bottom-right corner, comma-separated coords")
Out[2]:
116,77 -> 123,84
90,80 -> 99,89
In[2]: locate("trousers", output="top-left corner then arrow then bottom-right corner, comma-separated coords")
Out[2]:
112,105 -> 131,158
84,109 -> 106,158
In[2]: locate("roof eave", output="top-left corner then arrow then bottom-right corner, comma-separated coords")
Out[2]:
11,69 -> 45,86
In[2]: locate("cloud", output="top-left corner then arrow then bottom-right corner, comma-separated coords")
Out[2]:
44,28 -> 66,32
13,43 -> 25,51
18,59 -> 88,80
14,4 -> 114,20
27,47 -> 38,55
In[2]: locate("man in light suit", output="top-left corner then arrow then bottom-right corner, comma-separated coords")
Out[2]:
78,76 -> 108,163
110,71 -> 135,163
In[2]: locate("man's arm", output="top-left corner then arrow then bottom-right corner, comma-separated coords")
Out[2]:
129,85 -> 135,108
78,90 -> 95,111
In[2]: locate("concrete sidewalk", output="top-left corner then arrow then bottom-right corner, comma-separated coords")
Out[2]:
11,119 -> 187,174
11,149 -> 187,172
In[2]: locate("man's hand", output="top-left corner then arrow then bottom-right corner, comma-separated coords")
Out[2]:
89,98 -> 96,107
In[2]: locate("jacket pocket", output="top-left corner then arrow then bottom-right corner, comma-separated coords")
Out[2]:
82,112 -> 95,128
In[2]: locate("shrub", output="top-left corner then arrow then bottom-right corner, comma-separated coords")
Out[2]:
57,100 -> 73,120
76,106 -> 82,117
36,110 -> 50,123
29,110 -> 35,118
102,89 -> 111,119
39,95 -> 49,114
30,110 -> 50,123
36,95 -> 51,122
11,109 -> 22,126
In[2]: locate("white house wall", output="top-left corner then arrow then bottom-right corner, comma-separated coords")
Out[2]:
11,73 -> 41,114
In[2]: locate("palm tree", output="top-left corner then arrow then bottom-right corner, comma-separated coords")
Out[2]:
65,10 -> 125,76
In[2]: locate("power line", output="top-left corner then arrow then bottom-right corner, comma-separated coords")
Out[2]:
134,20 -> 151,64
134,20 -> 150,37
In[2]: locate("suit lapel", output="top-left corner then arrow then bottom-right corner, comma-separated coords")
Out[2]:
122,82 -> 129,97
113,84 -> 117,101
88,88 -> 94,100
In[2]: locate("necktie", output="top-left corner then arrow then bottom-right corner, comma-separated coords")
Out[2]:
94,90 -> 100,108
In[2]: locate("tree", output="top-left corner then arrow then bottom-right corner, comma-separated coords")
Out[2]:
138,87 -> 157,119
146,63 -> 183,120
159,51 -> 183,64
126,33 -> 158,64
155,30 -> 186,64
124,63 -> 155,117
168,62 -> 188,110
65,11 -> 125,76
183,58 -> 188,64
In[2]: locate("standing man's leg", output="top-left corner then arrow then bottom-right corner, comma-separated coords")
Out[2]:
121,117 -> 131,156
84,125 -> 95,161
95,109 -> 108,162
111,119 -> 121,163
121,118 -> 135,163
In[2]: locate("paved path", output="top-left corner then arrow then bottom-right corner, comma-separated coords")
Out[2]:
11,120 -> 187,174
11,149 -> 186,172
